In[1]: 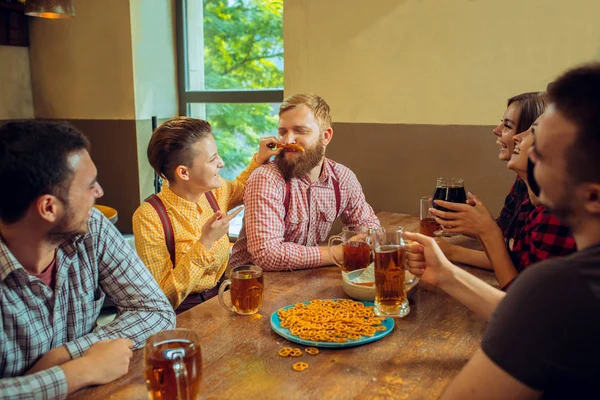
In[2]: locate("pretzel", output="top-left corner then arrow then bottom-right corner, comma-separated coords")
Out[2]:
292,362 -> 309,371
277,299 -> 386,343
290,348 -> 303,357
278,347 -> 293,357
304,347 -> 319,355
279,143 -> 305,153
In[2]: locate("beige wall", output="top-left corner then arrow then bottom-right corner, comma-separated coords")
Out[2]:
26,0 -> 178,232
0,46 -> 34,120
285,0 -> 600,125
130,0 -> 178,202
29,0 -> 136,120
284,0 -> 600,217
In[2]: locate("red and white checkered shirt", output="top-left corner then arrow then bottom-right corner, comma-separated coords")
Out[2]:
229,158 -> 380,271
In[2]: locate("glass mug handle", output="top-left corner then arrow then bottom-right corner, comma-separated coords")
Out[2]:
405,273 -> 420,291
327,235 -> 344,268
172,351 -> 189,400
218,279 -> 235,313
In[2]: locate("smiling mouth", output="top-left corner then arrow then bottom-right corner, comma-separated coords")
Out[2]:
513,145 -> 521,155
497,140 -> 508,149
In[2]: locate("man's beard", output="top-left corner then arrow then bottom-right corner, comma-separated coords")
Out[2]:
47,202 -> 85,244
529,158 -> 575,223
277,138 -> 326,181
527,158 -> 541,197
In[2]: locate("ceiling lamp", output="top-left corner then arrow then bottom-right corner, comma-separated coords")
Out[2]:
25,0 -> 75,19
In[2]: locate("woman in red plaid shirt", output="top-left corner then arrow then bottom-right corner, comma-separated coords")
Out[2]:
431,115 -> 576,289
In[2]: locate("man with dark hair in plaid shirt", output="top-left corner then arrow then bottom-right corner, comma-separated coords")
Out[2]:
0,121 -> 175,399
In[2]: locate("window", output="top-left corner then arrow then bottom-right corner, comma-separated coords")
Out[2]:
177,0 -> 284,235
177,0 -> 283,179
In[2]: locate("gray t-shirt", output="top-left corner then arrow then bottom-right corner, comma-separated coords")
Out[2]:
482,242 -> 600,399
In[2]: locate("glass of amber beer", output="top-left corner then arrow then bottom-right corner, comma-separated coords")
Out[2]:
218,265 -> 264,315
328,225 -> 371,272
419,197 -> 440,237
145,329 -> 202,400
372,227 -> 419,318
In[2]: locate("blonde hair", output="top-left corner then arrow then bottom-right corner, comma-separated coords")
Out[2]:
279,93 -> 332,130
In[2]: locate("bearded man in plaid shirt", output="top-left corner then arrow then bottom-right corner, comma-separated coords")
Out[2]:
0,121 -> 175,399
230,93 -> 380,271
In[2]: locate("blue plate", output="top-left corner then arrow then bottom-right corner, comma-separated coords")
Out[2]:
270,299 -> 394,348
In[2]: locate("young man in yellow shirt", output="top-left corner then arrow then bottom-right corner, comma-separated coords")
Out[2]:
133,117 -> 279,312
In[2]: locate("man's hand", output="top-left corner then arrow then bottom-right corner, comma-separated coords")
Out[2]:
26,345 -> 71,375
256,136 -> 282,164
405,232 -> 455,288
200,207 -> 244,250
430,192 -> 496,237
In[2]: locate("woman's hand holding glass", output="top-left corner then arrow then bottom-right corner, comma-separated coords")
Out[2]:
429,192 -> 496,238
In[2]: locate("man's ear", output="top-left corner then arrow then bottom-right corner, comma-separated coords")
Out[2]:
175,165 -> 190,181
583,183 -> 600,215
322,127 -> 333,146
36,195 -> 61,223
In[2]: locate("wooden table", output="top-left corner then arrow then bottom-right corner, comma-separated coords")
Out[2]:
72,213 -> 496,400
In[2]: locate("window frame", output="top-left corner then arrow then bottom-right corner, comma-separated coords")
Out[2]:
175,0 -> 284,115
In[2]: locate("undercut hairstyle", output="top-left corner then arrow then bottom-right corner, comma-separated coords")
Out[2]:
0,121 -> 90,224
548,63 -> 600,183
147,117 -> 213,182
279,93 -> 332,130
507,92 -> 547,135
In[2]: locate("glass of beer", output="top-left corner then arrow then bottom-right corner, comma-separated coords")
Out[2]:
218,265 -> 264,315
328,225 -> 371,272
419,196 -> 440,237
372,227 -> 419,318
145,328 -> 202,400
432,177 -> 467,236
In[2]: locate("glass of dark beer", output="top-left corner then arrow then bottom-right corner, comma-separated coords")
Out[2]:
419,196 -> 440,237
328,225 -> 371,272
371,227 -> 419,318
218,265 -> 264,315
432,178 -> 467,236
145,329 -> 202,400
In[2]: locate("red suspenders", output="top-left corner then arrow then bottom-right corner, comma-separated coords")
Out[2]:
145,192 -> 220,268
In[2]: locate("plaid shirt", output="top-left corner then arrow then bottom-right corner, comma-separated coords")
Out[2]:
229,158 -> 380,271
0,209 -> 175,400
496,176 -> 529,237
504,199 -> 577,288
132,155 -> 261,309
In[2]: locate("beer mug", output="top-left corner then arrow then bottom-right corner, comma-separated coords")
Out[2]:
218,265 -> 264,315
328,225 -> 371,272
419,196 -> 440,237
432,178 -> 467,237
371,227 -> 419,318
144,329 -> 202,400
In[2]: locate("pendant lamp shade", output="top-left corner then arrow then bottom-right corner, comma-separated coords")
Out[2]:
25,0 -> 75,19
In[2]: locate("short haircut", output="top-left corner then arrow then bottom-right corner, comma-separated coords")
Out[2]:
147,117 -> 213,182
279,93 -> 332,130
548,63 -> 600,183
0,121 -> 90,224
507,92 -> 547,135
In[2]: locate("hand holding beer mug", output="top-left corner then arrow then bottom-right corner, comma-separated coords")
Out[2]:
145,329 -> 202,400
372,227 -> 419,318
328,225 -> 371,272
218,265 -> 264,315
